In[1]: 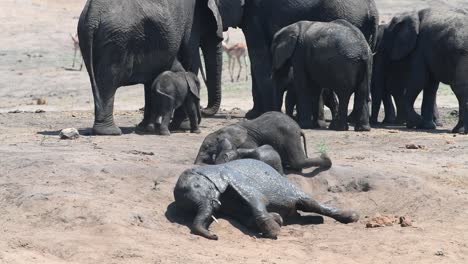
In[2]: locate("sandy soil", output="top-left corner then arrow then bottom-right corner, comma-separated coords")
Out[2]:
0,0 -> 467,263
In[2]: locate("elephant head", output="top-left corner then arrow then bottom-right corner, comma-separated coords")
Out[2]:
173,170 -> 226,240
383,12 -> 420,61
214,138 -> 240,164
195,132 -> 234,165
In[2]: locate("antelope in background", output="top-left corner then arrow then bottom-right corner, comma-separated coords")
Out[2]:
222,33 -> 248,82
70,33 -> 83,71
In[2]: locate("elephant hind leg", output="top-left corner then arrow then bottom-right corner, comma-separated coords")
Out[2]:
451,84 -> 467,134
297,197 -> 359,224
329,91 -> 351,131
285,145 -> 332,171
418,79 -> 439,130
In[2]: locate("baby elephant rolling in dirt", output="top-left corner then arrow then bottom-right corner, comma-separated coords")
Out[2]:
194,112 -> 331,171
214,140 -> 284,174
150,71 -> 202,135
174,159 -> 359,240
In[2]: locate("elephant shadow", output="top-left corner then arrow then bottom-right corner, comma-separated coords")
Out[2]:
370,124 -> 454,134
37,127 -> 136,136
286,167 -> 330,178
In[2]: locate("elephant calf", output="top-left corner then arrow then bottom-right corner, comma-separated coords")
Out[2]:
150,71 -> 202,135
174,159 -> 359,240
214,140 -> 284,174
194,112 -> 332,171
271,20 -> 372,131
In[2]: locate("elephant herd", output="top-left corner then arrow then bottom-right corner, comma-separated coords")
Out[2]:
75,0 -> 468,240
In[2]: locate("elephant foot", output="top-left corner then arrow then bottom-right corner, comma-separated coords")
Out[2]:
256,214 -> 281,239
191,128 -> 201,134
382,117 -> 397,124
393,116 -> 407,125
370,118 -> 379,126
270,212 -> 284,227
354,123 -> 371,132
416,120 -> 436,130
158,127 -> 171,136
319,153 -> 332,169
335,210 -> 360,224
451,123 -> 465,134
406,114 -> 423,129
245,109 -> 262,120
169,119 -> 190,131
329,120 -> 349,131
93,122 -> 122,136
136,120 -> 156,134
299,119 -> 326,129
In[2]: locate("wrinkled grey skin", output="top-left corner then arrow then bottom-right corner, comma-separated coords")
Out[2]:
195,112 -> 332,170
216,0 -> 379,119
381,9 -> 468,133
275,67 -> 339,121
150,68 -> 202,136
370,24 -> 440,126
78,0 -> 223,135
174,159 -> 359,240
271,20 -> 372,131
214,141 -> 284,174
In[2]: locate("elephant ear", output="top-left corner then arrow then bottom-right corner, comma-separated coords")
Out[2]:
207,0 -> 224,41
271,23 -> 301,71
387,13 -> 420,61
185,72 -> 200,99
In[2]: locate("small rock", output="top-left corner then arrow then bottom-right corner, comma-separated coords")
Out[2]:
35,98 -> 47,105
59,128 -> 80,139
35,109 -> 45,113
406,144 -> 425,150
435,250 -> 445,257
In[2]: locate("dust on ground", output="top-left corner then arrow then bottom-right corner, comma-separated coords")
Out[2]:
0,0 -> 467,263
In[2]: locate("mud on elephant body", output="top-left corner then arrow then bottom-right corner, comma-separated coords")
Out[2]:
174,159 -> 359,240
194,112 -> 332,171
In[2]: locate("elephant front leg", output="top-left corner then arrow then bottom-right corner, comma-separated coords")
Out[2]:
418,80 -> 439,130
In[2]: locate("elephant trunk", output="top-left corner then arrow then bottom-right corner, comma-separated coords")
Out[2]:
192,204 -> 218,240
200,37 -> 223,116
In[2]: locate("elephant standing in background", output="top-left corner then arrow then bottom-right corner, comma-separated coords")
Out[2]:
194,112 -> 332,171
370,24 -> 440,126
174,159 -> 359,240
78,0 -> 223,135
380,8 -> 468,133
215,0 -> 379,119
271,20 -> 372,131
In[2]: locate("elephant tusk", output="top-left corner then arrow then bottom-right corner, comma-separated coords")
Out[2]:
211,215 -> 219,224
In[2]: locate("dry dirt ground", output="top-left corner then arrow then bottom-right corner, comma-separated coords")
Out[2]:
0,0 -> 467,263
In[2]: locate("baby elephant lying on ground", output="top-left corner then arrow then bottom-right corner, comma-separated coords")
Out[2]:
214,140 -> 284,174
174,159 -> 359,240
195,112 -> 331,171
150,70 -> 201,135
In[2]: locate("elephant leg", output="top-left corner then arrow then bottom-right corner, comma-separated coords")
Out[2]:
157,97 -> 174,136
136,82 -> 157,133
418,79 -> 439,129
185,101 -> 201,134
296,197 -> 359,224
433,98 -> 443,126
311,87 -> 327,129
451,83 -> 467,134
354,78 -> 371,132
382,91 -> 397,124
323,89 -> 339,121
294,68 -> 315,129
245,70 -> 263,119
329,92 -> 351,131
284,139 -> 332,171
169,108 -> 187,131
406,54 -> 427,129
393,92 -> 407,125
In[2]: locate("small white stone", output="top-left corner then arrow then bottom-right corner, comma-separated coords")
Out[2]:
59,128 -> 80,139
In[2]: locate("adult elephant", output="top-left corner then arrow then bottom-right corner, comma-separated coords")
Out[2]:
216,0 -> 379,119
370,24 -> 440,126
78,0 -> 223,135
381,8 -> 468,133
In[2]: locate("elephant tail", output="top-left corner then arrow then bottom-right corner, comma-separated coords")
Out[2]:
300,131 -> 308,158
78,0 -> 102,112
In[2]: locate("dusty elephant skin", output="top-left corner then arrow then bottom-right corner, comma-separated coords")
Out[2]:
174,159 -> 359,240
78,0 -> 223,135
271,20 -> 373,131
149,67 -> 202,136
214,142 -> 284,174
194,112 -> 332,171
